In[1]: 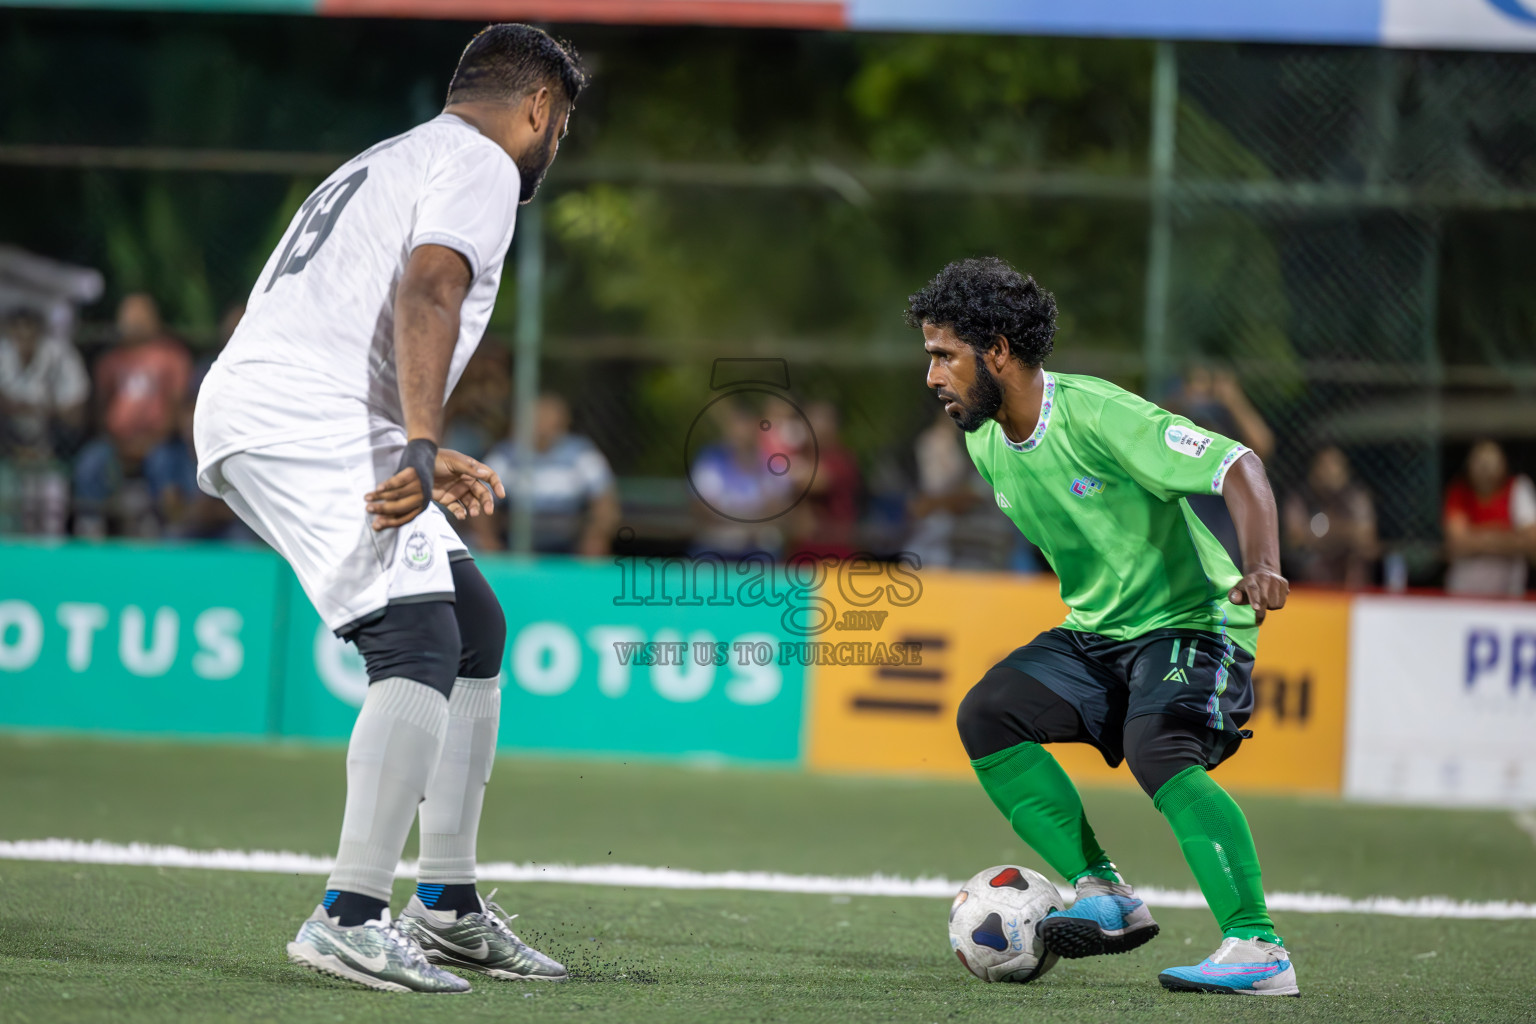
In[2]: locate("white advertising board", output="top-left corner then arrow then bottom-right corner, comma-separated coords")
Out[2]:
1382,0 -> 1536,51
1346,595 -> 1536,807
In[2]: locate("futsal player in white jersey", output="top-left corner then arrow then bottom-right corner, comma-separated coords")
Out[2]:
194,25 -> 585,993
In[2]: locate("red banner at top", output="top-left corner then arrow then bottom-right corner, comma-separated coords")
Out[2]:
317,0 -> 847,29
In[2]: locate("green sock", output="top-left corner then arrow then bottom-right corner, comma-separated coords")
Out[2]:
971,741 -> 1120,885
1153,765 -> 1281,945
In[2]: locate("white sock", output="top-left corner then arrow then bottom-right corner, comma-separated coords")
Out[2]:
325,677 -> 449,902
417,675 -> 502,886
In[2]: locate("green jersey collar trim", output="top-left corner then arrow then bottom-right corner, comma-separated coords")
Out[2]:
1000,372 -> 1057,454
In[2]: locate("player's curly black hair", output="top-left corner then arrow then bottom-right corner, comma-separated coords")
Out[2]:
904,257 -> 1057,366
448,24 -> 588,107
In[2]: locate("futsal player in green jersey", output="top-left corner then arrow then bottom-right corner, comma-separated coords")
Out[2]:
909,257 -> 1298,996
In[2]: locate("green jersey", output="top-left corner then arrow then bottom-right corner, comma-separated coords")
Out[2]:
964,371 -> 1259,655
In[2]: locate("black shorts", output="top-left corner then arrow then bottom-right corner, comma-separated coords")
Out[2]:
1000,627 -> 1254,769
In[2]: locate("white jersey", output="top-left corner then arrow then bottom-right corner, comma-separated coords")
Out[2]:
195,113 -> 519,492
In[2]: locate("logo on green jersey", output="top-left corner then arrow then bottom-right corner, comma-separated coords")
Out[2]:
1165,425 -> 1213,458
996,491 -> 1012,509
1070,476 -> 1104,498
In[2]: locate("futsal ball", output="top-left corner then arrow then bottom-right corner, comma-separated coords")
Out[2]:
948,865 -> 1063,983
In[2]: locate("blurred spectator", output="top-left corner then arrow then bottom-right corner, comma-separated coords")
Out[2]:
191,301 -> 246,392
0,306 -> 88,534
906,410 -> 974,567
482,393 -> 621,556
906,410 -> 1024,570
143,386 -> 254,542
95,294 -> 191,459
73,294 -> 192,537
1283,445 -> 1378,587
1163,363 -> 1275,566
142,395 -> 200,534
71,440 -> 158,538
786,399 -> 860,561
862,449 -> 914,557
0,307 -> 88,459
783,400 -> 862,560
1164,363 -> 1276,460
687,396 -> 789,559
1443,440 -> 1536,597
443,346 -> 510,461
149,300 -> 256,541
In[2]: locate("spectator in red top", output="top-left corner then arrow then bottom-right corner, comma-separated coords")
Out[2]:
94,293 -> 191,460
72,294 -> 192,536
1443,440 -> 1536,597
784,400 -> 863,560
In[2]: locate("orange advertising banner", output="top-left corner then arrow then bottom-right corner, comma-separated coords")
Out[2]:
805,572 -> 1349,795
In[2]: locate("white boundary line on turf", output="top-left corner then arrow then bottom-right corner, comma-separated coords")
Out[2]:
3,838 -> 1535,921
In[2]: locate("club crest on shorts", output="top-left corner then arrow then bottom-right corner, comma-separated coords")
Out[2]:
403,530 -> 434,571
1165,425 -> 1212,458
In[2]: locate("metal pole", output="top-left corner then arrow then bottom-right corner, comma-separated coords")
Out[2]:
1419,215 -> 1443,550
511,199 -> 543,555
1142,40 -> 1178,394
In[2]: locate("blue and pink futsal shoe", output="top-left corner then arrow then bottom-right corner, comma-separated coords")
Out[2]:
1037,875 -> 1161,958
1158,936 -> 1301,996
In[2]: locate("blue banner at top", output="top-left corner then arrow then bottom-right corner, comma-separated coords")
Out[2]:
851,0 -> 1381,45
855,0 -> 1536,50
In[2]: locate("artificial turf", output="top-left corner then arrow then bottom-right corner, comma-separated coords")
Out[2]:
2,734 -> 1534,1023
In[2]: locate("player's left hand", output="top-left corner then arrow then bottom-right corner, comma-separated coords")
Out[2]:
367,446 -> 504,530
432,449 -> 505,522
1228,569 -> 1289,625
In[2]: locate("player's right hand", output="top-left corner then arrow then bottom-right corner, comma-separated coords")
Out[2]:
1228,568 -> 1289,625
366,438 -> 439,530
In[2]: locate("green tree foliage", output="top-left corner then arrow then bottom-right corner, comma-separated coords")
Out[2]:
538,34 -> 1155,352
847,34 -> 1150,170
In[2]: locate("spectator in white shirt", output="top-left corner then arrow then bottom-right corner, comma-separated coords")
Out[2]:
482,393 -> 621,555
0,307 -> 88,535
0,306 -> 87,461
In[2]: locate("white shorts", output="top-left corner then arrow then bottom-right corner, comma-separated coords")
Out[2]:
199,429 -> 468,632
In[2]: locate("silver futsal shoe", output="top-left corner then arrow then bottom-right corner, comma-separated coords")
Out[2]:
398,889 -> 569,981
286,905 -> 472,993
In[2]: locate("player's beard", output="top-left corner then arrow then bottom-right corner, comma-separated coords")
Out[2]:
515,118 -> 559,204
949,360 -> 1004,432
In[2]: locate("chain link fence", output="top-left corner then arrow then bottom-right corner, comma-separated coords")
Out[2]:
3,35 -> 1534,582
1167,44 -> 1536,576
520,44 -> 1536,577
